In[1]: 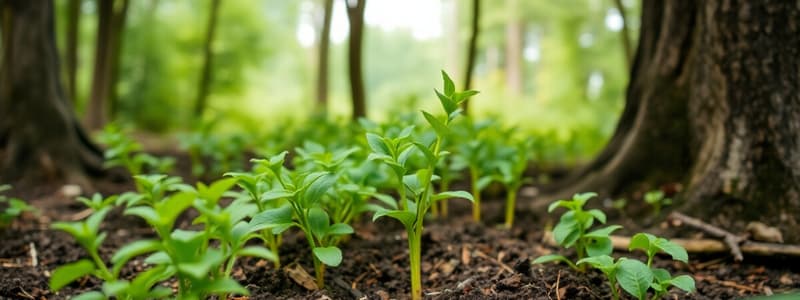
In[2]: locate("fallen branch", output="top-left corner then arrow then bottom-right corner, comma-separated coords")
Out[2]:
668,212 -> 744,261
609,236 -> 800,258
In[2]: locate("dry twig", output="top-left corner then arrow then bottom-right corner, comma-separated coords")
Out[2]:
668,212 -> 744,261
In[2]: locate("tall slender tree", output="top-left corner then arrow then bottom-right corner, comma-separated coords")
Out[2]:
461,0 -> 480,113
346,0 -> 366,120
193,0 -> 221,118
504,0 -> 523,95
315,0 -> 333,114
0,0 -> 103,186
85,0 -> 114,130
64,0 -> 81,104
107,0 -> 129,118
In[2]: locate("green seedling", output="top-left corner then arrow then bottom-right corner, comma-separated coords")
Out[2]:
577,255 -> 623,300
493,140 -> 532,229
365,126 -> 416,211
0,185 -> 36,228
453,131 -> 495,222
650,267 -> 696,299
644,190 -> 671,216
119,174 -> 191,207
77,194 -> 118,211
533,192 -> 621,271
370,71 -> 476,300
97,124 -> 174,176
628,232 -> 688,268
245,151 -> 351,288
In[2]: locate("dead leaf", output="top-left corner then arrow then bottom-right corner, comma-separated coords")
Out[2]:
439,259 -> 458,276
462,245 -> 471,266
746,222 -> 783,243
284,263 -> 318,290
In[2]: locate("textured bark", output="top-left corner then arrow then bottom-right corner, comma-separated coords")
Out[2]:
64,0 -> 80,104
85,0 -> 114,130
346,0 -> 366,120
107,0 -> 128,118
0,0 -> 103,186
542,0 -> 800,242
315,0 -> 333,113
504,0 -> 523,95
461,0 -> 479,113
193,0 -> 221,118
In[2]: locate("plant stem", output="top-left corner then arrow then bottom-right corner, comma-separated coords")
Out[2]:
504,188 -> 516,229
299,207 -> 325,288
90,250 -> 113,280
609,279 -> 619,300
267,232 -> 281,268
408,225 -> 423,300
440,179 -> 449,217
470,167 -> 481,222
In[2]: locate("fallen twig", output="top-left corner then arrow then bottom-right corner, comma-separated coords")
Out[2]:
695,274 -> 760,293
609,236 -> 800,258
473,250 -> 515,274
668,212 -> 744,261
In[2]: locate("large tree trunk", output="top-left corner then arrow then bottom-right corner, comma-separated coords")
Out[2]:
0,0 -> 103,186
64,0 -> 81,104
346,0 -> 366,121
541,0 -> 800,242
85,0 -> 114,130
461,0 -> 479,114
193,0 -> 221,118
315,0 -> 333,114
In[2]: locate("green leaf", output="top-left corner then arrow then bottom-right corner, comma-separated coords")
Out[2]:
585,236 -> 614,257
157,192 -> 195,228
308,207 -> 331,240
102,280 -> 130,296
251,204 -> 294,228
628,233 -> 654,252
616,259 -> 653,300
576,255 -> 615,269
476,176 -> 494,191
201,178 -> 238,203
372,209 -> 416,229
327,223 -> 354,236
669,275 -> 696,293
573,192 -> 598,206
441,70 -> 455,96
587,209 -> 607,224
86,207 -> 111,234
366,133 -> 390,156
111,239 -> 161,276
432,191 -> 474,202
303,172 -> 337,205
313,246 -> 343,267
413,142 -> 437,166
547,200 -> 567,213
237,246 -> 278,262
585,225 -> 622,239
654,238 -> 689,263
261,189 -> 295,202
435,89 -> 457,115
144,251 -> 171,265
422,111 -> 449,136
50,259 -> 96,291
206,278 -> 249,295
532,254 -> 575,269
71,291 -> 106,300
177,250 -> 224,279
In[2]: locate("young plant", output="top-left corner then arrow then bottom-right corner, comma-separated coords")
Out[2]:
245,151 -> 351,288
97,124 -> 174,176
493,140 -> 532,229
452,121 -> 496,222
0,185 -> 36,228
370,71 -> 475,300
644,190 -> 671,216
576,255 -> 623,300
533,192 -> 621,271
365,126 -> 416,210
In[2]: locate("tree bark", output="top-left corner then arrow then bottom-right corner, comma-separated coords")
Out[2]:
504,0 -> 523,95
346,0 -> 366,121
315,0 -> 333,114
0,0 -> 103,186
107,0 -> 128,118
612,0 -> 633,71
64,0 -> 80,104
542,0 -> 800,242
85,0 -> 113,130
461,0 -> 479,114
193,0 -> 221,118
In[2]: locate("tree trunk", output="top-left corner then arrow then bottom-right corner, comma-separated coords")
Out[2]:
107,0 -> 128,119
504,0 -> 523,95
612,0 -> 633,71
64,0 -> 80,104
315,0 -> 333,114
0,0 -> 103,186
346,0 -> 366,121
85,0 -> 113,130
193,0 -> 221,118
542,0 -> 800,242
461,0 -> 479,114
443,0 -> 460,83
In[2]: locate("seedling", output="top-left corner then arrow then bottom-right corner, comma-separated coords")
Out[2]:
533,192 -> 621,271
644,190 -> 671,216
370,71 -> 476,300
493,140 -> 532,228
0,185 -> 36,228
97,124 -> 174,176
628,232 -> 688,268
452,120 -> 497,222
244,151 -> 352,288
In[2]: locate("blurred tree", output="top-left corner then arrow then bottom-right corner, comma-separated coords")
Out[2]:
346,0 -> 366,120
107,0 -> 129,118
461,0 -> 479,113
85,0 -> 114,130
504,0 -> 522,95
194,0 -> 221,118
0,0 -> 103,185
612,0 -> 632,70
315,0 -> 333,114
544,0 -> 800,241
64,0 -> 80,104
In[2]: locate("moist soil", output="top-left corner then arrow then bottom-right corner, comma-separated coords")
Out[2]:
1,163 -> 799,299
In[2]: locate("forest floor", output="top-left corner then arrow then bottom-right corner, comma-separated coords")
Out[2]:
1,156 -> 799,299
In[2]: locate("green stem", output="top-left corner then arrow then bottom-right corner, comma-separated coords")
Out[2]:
504,187 -> 517,229
398,174 -> 407,211
224,255 -> 237,277
470,167 -> 481,222
609,278 -> 619,300
268,232 -> 281,268
298,207 -> 325,288
440,179 -> 450,217
408,225 -> 423,300
90,250 -> 113,281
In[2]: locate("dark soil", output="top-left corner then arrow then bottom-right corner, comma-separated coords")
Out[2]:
1,164 -> 799,299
